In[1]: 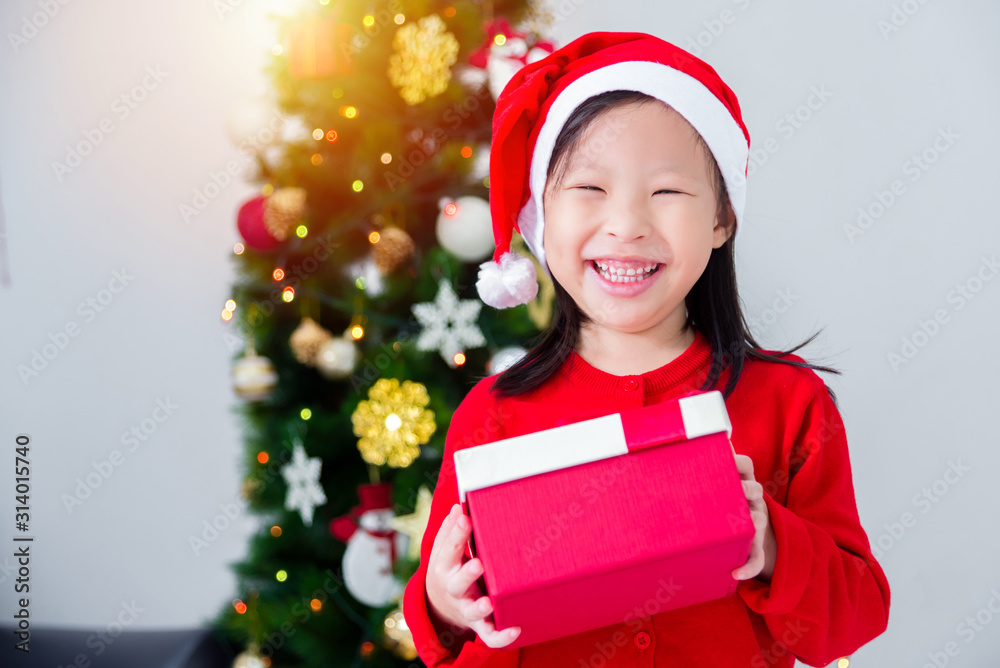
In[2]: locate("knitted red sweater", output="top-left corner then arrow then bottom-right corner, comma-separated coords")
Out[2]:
402,329 -> 891,667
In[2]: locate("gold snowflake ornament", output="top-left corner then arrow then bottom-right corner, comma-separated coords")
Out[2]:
352,378 -> 436,468
388,14 -> 459,105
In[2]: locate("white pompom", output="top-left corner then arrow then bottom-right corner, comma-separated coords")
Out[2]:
476,251 -> 539,308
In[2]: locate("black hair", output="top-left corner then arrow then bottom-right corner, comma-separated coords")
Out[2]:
490,90 -> 841,404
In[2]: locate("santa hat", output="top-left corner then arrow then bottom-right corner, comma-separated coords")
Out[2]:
476,31 -> 751,309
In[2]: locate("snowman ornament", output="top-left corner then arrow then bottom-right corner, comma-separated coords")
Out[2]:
329,483 -> 409,607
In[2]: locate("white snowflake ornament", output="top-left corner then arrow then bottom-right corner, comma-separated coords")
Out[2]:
281,441 -> 327,526
411,278 -> 486,367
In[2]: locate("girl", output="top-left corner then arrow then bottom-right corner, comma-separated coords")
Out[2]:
402,31 -> 891,668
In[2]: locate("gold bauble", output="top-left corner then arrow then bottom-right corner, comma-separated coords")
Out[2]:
352,378 -> 436,468
372,227 -> 415,275
382,604 -> 417,660
263,187 -> 307,241
289,317 -> 333,366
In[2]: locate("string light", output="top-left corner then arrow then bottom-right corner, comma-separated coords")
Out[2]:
453,352 -> 466,366
394,14 -> 405,24
369,231 -> 381,244
273,268 -> 285,281
300,408 -> 312,420
276,570 -> 287,582
295,225 -> 308,238
312,128 -> 324,140
494,34 -> 506,46
339,105 -> 357,118
444,7 -> 456,17
257,452 -> 269,464
234,243 -> 245,255
362,15 -> 374,26
233,600 -> 247,614
221,309 -> 233,322
444,202 -> 458,216
837,660 -> 850,668
311,154 -> 323,165
310,598 -> 322,611
461,145 -> 472,158
332,88 -> 343,98
326,130 -> 338,142
380,153 -> 392,164
225,300 -> 236,311
272,44 -> 283,55
352,180 -> 364,192
351,325 -> 364,339
282,286 -> 295,302
355,277 -> 366,290
270,525 -> 282,537
261,184 -> 274,196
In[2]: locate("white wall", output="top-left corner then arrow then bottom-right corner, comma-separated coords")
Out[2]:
2,0 -> 998,666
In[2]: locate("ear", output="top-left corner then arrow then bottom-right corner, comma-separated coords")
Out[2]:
712,202 -> 737,248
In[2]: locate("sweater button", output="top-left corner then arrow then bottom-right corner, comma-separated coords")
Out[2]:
622,378 -> 638,391
633,630 -> 651,649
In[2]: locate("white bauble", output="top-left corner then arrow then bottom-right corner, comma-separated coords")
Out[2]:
488,346 -> 528,375
232,354 -> 278,401
436,196 -> 494,262
316,337 -> 359,380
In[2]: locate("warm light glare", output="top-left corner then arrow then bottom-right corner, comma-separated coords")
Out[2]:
272,44 -> 283,55
296,224 -> 308,238
261,183 -> 274,196
837,660 -> 850,668
311,153 -> 323,165
362,14 -> 374,26
461,145 -> 472,158
369,231 -> 381,244
394,14 -> 404,24
352,180 -> 363,192
444,6 -> 456,17
273,268 -> 285,281
341,105 -> 357,118
300,408 -> 312,420
385,413 -> 402,431
276,570 -> 287,582
312,128 -> 324,140
282,286 -> 295,301
453,352 -> 466,366
310,598 -> 322,611
257,452 -> 269,464
444,202 -> 458,216
270,525 -> 282,537
351,325 -> 364,339
494,34 -> 506,46
355,277 -> 366,290
380,152 -> 392,164
221,309 -> 233,322
234,600 -> 247,614
326,129 -> 338,142
234,243 -> 245,254
225,300 -> 236,311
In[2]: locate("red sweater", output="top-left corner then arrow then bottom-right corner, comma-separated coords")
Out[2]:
402,328 -> 891,667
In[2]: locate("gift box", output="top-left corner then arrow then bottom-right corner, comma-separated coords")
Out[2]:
453,390 -> 753,648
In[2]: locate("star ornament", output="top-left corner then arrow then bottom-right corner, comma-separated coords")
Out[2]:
388,485 -> 433,560
280,442 -> 327,526
411,278 -> 486,367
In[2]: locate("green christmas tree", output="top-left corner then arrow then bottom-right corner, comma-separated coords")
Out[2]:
212,2 -> 555,665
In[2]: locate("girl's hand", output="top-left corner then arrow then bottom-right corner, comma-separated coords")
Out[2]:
729,440 -> 777,582
425,503 -> 522,648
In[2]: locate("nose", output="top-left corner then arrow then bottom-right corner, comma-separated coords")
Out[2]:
603,193 -> 653,242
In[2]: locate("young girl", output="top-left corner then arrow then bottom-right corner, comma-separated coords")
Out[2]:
402,31 -> 891,668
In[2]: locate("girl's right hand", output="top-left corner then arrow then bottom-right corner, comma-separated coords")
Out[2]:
425,503 -> 522,648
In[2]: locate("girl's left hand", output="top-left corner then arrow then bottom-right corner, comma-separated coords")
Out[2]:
730,439 -> 777,582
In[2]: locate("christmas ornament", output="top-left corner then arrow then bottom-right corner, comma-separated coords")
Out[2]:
388,14 -> 459,105
289,317 -> 333,366
232,349 -> 278,402
411,278 -> 486,367
382,605 -> 417,660
329,483 -> 408,607
315,335 -> 359,380
488,346 -> 528,375
436,196 -> 494,262
467,18 -> 555,100
232,648 -> 264,668
236,195 -> 280,251
477,32 -> 751,308
352,378 -> 436,468
280,440 -> 327,526
372,226 -> 415,275
346,256 -> 385,297
286,18 -> 354,79
263,187 -> 307,242
387,485 -> 433,561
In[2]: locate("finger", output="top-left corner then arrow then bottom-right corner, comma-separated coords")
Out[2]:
742,480 -> 763,504
429,504 -> 461,565
441,505 -> 473,566
733,539 -> 763,580
458,594 -> 493,625
733,454 -> 754,479
470,618 -> 521,648
446,557 -> 486,599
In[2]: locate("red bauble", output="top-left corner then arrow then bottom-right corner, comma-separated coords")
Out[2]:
236,195 -> 280,251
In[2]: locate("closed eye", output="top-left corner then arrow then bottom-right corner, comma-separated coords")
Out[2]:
655,189 -> 681,195
574,185 -> 604,192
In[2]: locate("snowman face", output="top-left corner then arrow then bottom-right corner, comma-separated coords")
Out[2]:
359,508 -> 396,532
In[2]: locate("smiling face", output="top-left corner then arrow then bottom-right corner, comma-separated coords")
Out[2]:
541,99 -> 734,344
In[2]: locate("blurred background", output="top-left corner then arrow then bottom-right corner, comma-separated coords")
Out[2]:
1,0 -> 998,666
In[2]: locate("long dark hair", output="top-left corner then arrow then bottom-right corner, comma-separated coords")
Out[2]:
490,91 -> 841,404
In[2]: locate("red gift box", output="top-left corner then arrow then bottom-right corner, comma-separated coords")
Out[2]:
453,390 -> 753,648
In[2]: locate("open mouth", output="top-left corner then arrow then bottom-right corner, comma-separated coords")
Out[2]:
590,260 -> 662,283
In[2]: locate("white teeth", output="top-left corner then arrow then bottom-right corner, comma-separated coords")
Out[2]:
592,260 -> 660,283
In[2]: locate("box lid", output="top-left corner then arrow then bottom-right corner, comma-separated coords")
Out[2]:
454,390 -> 731,502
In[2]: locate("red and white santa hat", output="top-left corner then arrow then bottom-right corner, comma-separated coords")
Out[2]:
476,31 -> 751,309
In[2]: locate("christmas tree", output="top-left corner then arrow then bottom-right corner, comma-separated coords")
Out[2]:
212,2 -> 558,665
